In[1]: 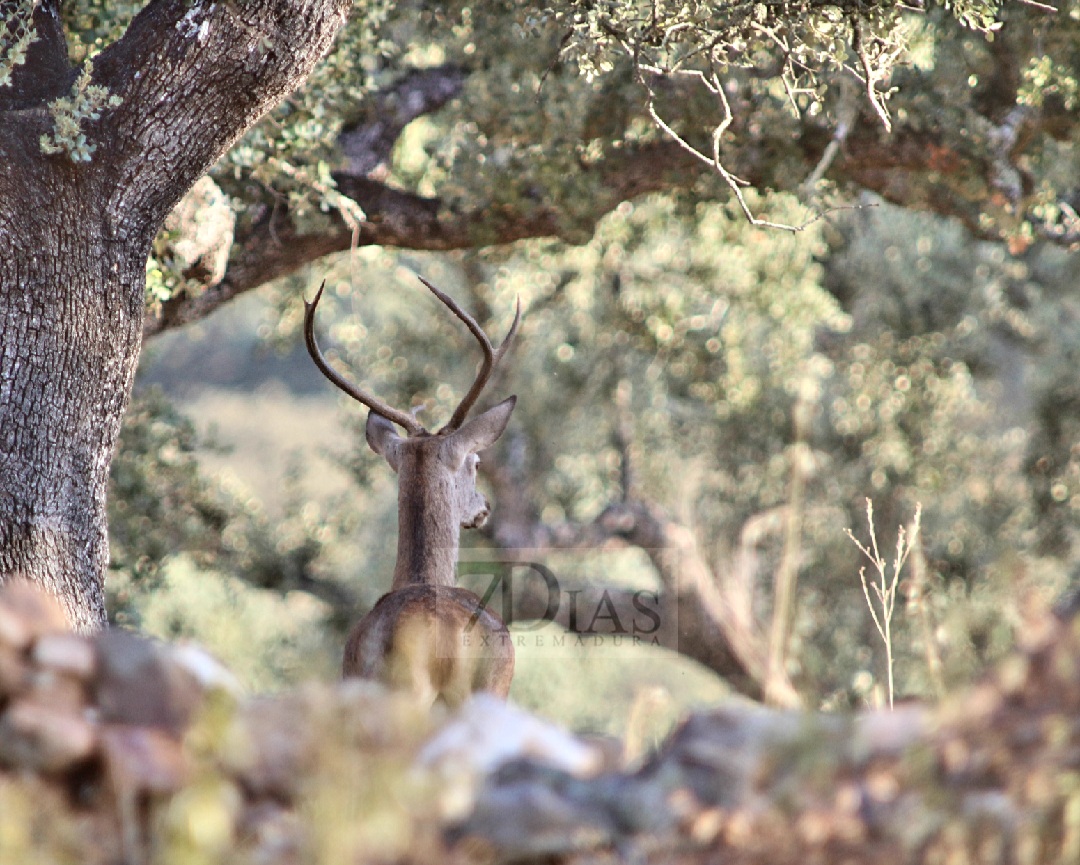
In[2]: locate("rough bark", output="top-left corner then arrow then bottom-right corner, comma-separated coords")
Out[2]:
0,0 -> 348,630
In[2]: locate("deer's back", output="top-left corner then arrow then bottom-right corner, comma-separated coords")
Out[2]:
342,585 -> 514,706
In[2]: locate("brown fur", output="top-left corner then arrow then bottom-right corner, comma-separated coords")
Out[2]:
342,585 -> 514,707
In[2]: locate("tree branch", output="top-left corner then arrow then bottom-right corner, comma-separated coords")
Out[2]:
143,139 -> 700,336
481,443 -> 795,703
90,0 -> 349,228
339,64 -> 467,178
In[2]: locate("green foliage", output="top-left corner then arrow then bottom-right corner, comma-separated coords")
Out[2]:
541,0 -> 1002,163
108,386 -> 355,680
822,200 -> 1080,562
41,0 -> 1077,268
145,177 -> 236,311
809,200 -> 1075,699
390,5 -> 621,242
125,558 -> 338,689
48,0 -> 1066,294
108,387 -> 232,588
62,1 -> 141,56
510,635 -> 729,743
515,193 -> 846,521
38,60 -> 122,162
551,0 -> 894,86
942,0 -> 1004,33
1020,54 -> 1080,110
0,0 -> 37,89
211,1 -> 390,231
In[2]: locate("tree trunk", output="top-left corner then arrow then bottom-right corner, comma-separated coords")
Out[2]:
0,0 -> 347,631
0,136 -> 146,632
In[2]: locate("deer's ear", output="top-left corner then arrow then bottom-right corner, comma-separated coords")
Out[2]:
366,412 -> 403,471
442,396 -> 516,467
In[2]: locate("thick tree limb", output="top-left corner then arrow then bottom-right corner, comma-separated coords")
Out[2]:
91,0 -> 349,227
339,64 -> 467,177
143,139 -> 699,336
482,443 -> 794,703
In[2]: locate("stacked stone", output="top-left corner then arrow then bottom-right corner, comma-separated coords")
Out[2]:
0,581 -> 98,772
0,580 -> 443,863
0,581 -> 228,818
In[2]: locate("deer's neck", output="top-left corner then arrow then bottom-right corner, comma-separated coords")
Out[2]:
391,485 -> 460,590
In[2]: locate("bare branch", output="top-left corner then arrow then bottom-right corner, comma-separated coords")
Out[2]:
1015,0 -> 1057,11
638,62 -> 821,233
851,21 -> 894,133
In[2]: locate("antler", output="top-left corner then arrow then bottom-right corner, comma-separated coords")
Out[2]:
305,278 -> 518,435
304,282 -> 425,436
417,275 -> 520,433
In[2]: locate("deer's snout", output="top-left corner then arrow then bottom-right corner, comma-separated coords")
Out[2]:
463,496 -> 491,529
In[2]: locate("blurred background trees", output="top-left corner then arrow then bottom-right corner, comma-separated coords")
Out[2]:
39,0 -> 1080,732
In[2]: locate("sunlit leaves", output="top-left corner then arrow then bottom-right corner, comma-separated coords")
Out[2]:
1020,55 -> 1079,110
215,2 -> 391,231
0,0 -> 38,88
38,60 -> 122,162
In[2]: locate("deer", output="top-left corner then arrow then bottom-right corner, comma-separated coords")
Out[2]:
304,277 -> 518,709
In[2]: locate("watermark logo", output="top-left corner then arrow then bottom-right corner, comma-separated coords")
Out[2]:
443,550 -> 679,657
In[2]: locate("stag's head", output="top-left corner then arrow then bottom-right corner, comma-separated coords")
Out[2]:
304,277 -> 518,534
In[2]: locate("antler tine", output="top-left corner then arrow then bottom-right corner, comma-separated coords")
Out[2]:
492,296 -> 521,367
416,274 -> 493,356
416,276 -> 518,433
449,296 -> 519,431
304,282 -> 425,436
